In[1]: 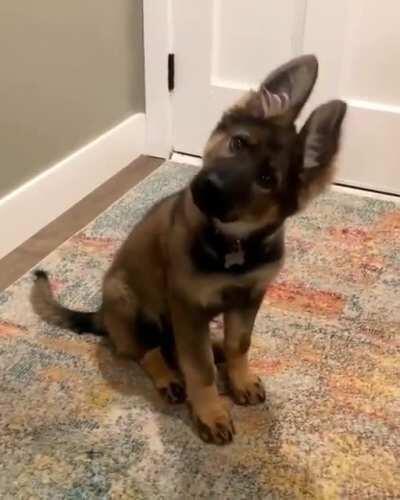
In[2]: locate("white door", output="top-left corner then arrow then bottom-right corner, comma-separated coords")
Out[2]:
171,0 -> 400,194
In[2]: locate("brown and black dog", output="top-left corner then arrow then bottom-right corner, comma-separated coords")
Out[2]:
31,55 -> 346,444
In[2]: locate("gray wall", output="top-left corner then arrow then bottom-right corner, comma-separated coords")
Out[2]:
0,0 -> 145,199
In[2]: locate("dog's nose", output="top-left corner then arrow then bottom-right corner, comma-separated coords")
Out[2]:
201,172 -> 225,197
191,170 -> 231,219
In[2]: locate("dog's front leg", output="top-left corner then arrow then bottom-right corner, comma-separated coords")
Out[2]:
170,296 -> 235,444
224,298 -> 266,405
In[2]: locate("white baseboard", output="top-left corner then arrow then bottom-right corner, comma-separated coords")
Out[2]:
170,152 -> 202,166
0,112 -> 145,259
332,184 -> 400,203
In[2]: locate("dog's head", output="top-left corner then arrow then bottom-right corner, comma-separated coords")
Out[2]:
191,55 -> 347,232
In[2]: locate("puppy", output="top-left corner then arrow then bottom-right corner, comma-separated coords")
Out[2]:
31,55 -> 346,444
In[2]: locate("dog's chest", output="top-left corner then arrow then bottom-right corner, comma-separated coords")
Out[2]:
219,285 -> 255,311
192,258 -> 283,312
188,225 -> 285,309
191,224 -> 284,275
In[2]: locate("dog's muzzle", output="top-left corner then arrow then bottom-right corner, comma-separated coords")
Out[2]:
191,169 -> 251,222
191,171 -> 234,221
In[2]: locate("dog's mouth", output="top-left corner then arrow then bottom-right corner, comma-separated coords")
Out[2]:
191,183 -> 238,222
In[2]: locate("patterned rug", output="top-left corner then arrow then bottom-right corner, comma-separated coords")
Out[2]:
1,161 -> 399,499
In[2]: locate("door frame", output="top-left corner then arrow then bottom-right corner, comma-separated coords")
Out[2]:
143,0 -> 173,158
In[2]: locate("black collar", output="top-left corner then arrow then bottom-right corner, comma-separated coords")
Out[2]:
191,221 -> 284,274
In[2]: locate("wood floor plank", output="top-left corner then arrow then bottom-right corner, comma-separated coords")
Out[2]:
0,155 -> 164,291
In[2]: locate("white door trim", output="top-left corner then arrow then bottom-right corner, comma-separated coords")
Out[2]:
0,113 -> 145,259
143,0 -> 173,158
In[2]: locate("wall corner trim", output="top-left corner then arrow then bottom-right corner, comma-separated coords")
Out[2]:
0,112 -> 145,259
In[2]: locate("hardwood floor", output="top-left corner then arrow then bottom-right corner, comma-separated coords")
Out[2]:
0,155 -> 164,291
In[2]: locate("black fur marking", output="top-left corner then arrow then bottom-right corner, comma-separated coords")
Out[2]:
204,286 -> 264,317
220,286 -> 254,310
34,269 -> 49,280
135,312 -> 177,367
33,269 -> 105,336
280,164 -> 301,217
135,312 -> 163,350
159,382 -> 186,404
159,316 -> 178,368
191,160 -> 253,222
191,223 -> 284,275
69,312 -> 105,336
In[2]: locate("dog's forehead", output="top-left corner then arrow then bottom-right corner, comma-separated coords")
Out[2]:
205,111 -> 294,155
216,109 -> 276,135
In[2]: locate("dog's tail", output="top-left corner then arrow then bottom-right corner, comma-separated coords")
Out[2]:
30,270 -> 105,336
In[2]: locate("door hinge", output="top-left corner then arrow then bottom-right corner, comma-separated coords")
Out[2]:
168,53 -> 175,92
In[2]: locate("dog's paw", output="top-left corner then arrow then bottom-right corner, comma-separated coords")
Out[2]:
230,375 -> 266,405
193,402 -> 235,445
159,381 -> 186,404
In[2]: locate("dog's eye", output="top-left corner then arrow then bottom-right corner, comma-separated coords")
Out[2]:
229,135 -> 248,153
257,172 -> 275,189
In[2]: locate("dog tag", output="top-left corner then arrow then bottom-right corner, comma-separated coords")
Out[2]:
224,241 -> 245,269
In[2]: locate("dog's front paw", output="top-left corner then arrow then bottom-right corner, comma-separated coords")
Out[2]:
192,401 -> 235,445
230,374 -> 266,405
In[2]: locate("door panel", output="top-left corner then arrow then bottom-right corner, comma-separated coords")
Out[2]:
212,0 -> 298,87
303,0 -> 400,193
172,0 -> 400,193
172,0 -> 306,155
342,0 -> 400,104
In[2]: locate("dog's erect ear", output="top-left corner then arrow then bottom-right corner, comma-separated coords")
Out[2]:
259,54 -> 318,124
301,99 -> 347,169
296,99 -> 347,208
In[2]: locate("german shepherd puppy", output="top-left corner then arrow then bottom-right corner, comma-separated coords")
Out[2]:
31,55 -> 346,444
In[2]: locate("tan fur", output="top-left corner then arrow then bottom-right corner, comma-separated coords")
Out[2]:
233,90 -> 256,109
224,307 -> 266,405
103,311 -> 140,358
203,131 -> 229,158
226,352 -> 265,405
226,352 -> 250,385
139,347 -> 180,390
184,368 -> 234,444
231,89 -> 263,120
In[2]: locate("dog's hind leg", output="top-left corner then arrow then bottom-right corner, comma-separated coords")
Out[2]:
139,347 -> 186,404
105,310 -> 186,403
103,309 -> 141,359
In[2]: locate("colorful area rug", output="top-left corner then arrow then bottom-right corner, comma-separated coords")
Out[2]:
1,161 -> 399,499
